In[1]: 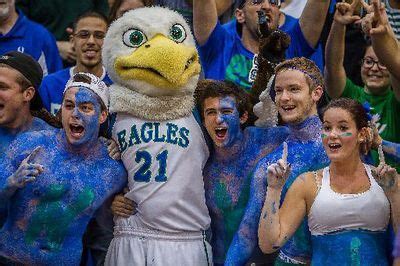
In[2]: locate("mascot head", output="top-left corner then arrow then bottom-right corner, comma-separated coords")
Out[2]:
102,7 -> 200,98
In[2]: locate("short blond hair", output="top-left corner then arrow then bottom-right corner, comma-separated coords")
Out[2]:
275,57 -> 324,91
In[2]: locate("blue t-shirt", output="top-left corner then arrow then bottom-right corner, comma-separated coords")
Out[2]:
199,20 -> 314,91
280,14 -> 324,71
39,67 -> 113,115
0,10 -> 62,75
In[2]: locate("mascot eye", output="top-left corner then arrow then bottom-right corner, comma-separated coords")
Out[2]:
123,29 -> 147,48
169,24 -> 186,43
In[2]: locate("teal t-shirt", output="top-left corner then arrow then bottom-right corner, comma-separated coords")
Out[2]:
342,78 -> 400,171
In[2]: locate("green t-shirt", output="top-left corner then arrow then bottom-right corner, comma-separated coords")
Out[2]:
342,78 -> 400,171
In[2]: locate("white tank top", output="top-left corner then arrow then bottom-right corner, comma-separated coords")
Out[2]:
112,113 -> 211,233
308,164 -> 390,236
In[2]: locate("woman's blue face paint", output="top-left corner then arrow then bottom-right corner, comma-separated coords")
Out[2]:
62,87 -> 103,147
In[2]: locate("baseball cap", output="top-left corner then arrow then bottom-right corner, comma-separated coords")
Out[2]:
64,72 -> 110,111
0,51 -> 44,111
0,51 -> 43,89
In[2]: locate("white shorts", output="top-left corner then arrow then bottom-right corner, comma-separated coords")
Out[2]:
105,218 -> 212,266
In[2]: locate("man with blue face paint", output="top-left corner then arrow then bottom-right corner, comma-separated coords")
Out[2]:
0,72 -> 127,265
196,79 -> 289,265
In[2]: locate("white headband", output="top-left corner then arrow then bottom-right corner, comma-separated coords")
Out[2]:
64,72 -> 109,111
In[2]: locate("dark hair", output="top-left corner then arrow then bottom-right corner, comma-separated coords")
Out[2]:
108,0 -> 153,23
73,11 -> 109,32
195,79 -> 252,120
322,98 -> 369,130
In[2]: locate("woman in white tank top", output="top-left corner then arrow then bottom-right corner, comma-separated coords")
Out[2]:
258,98 -> 400,265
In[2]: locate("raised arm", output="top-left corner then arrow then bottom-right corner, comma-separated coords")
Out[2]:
362,0 -> 400,101
324,0 -> 360,99
258,145 -> 308,253
193,0 -> 218,45
216,0 -> 235,16
299,0 -> 331,48
374,147 -> 400,232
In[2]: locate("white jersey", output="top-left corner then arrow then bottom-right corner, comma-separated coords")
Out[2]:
112,113 -> 211,233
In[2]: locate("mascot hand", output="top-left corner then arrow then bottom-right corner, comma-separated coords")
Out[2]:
259,30 -> 290,64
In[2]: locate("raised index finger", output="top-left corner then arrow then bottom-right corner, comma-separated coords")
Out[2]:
23,146 -> 42,164
282,141 -> 288,165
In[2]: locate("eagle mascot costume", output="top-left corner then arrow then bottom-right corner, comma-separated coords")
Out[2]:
102,7 -> 212,265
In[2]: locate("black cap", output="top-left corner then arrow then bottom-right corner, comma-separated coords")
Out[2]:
0,51 -> 44,110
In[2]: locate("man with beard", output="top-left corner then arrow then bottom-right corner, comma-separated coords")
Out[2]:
39,11 -> 111,115
0,0 -> 62,75
193,0 -> 330,91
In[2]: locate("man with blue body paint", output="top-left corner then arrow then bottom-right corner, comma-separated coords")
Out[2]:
196,80 -> 289,265
0,72 -> 127,265
227,57 -> 329,265
0,51 -> 56,229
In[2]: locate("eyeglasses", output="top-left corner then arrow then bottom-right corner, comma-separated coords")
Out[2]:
251,0 -> 281,6
362,57 -> 387,70
74,30 -> 106,40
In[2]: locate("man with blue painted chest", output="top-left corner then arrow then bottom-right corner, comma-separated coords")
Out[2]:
196,79 -> 289,265
229,57 -> 330,265
0,72 -> 127,265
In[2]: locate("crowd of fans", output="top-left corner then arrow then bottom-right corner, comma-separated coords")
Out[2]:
1,0 -> 400,265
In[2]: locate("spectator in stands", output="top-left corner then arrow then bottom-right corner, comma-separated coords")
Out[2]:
325,0 -> 400,172
153,0 -> 238,29
193,0 -> 330,91
0,72 -> 127,265
16,0 -> 109,65
0,51 -> 57,229
39,12 -> 110,115
108,0 -> 153,23
222,2 -> 326,71
0,0 -> 62,75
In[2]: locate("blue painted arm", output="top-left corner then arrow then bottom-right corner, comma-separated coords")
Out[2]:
224,161 -> 268,265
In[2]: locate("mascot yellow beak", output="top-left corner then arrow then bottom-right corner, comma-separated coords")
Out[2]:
115,34 -> 201,89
